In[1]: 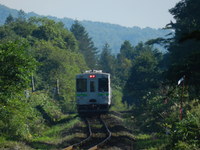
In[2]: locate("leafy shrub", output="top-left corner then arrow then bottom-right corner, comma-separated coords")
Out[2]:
167,101 -> 200,149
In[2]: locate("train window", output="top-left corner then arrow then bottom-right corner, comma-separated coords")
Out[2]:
76,79 -> 87,92
98,78 -> 108,92
90,81 -> 95,92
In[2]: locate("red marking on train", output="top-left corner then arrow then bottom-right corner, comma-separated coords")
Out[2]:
89,75 -> 96,78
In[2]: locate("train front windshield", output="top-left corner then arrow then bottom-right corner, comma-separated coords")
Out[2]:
76,77 -> 109,92
98,78 -> 108,92
76,78 -> 87,92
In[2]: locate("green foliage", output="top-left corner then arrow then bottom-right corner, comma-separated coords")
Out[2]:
155,1 -> 200,147
0,97 -> 31,140
29,92 -> 64,120
32,40 -> 87,112
115,40 -> 134,87
0,15 -> 88,143
111,88 -> 127,111
119,40 -> 135,59
70,21 -> 98,69
4,14 -> 14,25
167,101 -> 200,149
134,133 -> 169,150
98,43 -> 116,74
0,40 -> 36,100
123,43 -> 162,106
0,15 -> 88,106
0,40 -> 37,140
166,0 -> 200,98
30,17 -> 78,50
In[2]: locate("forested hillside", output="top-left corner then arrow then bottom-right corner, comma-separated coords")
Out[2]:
0,4 -> 170,54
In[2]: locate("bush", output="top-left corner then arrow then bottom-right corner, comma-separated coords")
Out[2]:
167,100 -> 200,149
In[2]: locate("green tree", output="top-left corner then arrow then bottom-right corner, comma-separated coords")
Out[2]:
31,17 -> 78,51
116,40 -> 134,87
98,43 -> 116,75
5,14 -> 14,25
17,10 -> 26,22
70,21 -> 98,69
0,40 -> 36,139
33,40 -> 87,102
123,43 -> 162,106
119,40 -> 135,59
166,0 -> 200,98
0,40 -> 36,99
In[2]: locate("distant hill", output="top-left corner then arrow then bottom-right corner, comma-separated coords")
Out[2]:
0,4 -> 170,54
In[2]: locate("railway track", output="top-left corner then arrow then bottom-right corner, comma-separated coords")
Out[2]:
63,115 -> 111,150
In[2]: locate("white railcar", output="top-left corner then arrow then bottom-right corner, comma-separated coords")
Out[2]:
76,70 -> 111,112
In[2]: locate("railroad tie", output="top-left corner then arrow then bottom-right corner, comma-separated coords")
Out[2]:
63,145 -> 73,150
88,145 -> 98,150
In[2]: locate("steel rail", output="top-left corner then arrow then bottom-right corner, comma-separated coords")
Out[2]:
63,117 -> 92,150
88,116 -> 112,150
63,115 -> 112,150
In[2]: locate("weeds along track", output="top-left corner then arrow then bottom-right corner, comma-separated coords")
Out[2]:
63,115 -> 111,150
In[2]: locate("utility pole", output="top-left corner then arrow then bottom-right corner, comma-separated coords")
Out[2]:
56,79 -> 60,95
180,79 -> 184,120
31,73 -> 35,92
178,75 -> 185,120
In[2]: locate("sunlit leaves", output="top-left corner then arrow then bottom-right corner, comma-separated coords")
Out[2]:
0,40 -> 36,96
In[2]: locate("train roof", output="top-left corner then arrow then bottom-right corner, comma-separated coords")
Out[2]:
76,70 -> 110,76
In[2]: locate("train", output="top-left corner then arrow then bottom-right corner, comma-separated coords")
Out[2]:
76,70 -> 111,112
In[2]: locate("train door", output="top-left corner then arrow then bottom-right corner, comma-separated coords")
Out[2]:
88,77 -> 97,103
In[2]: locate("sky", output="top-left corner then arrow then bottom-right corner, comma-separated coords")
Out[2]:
0,0 -> 180,28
